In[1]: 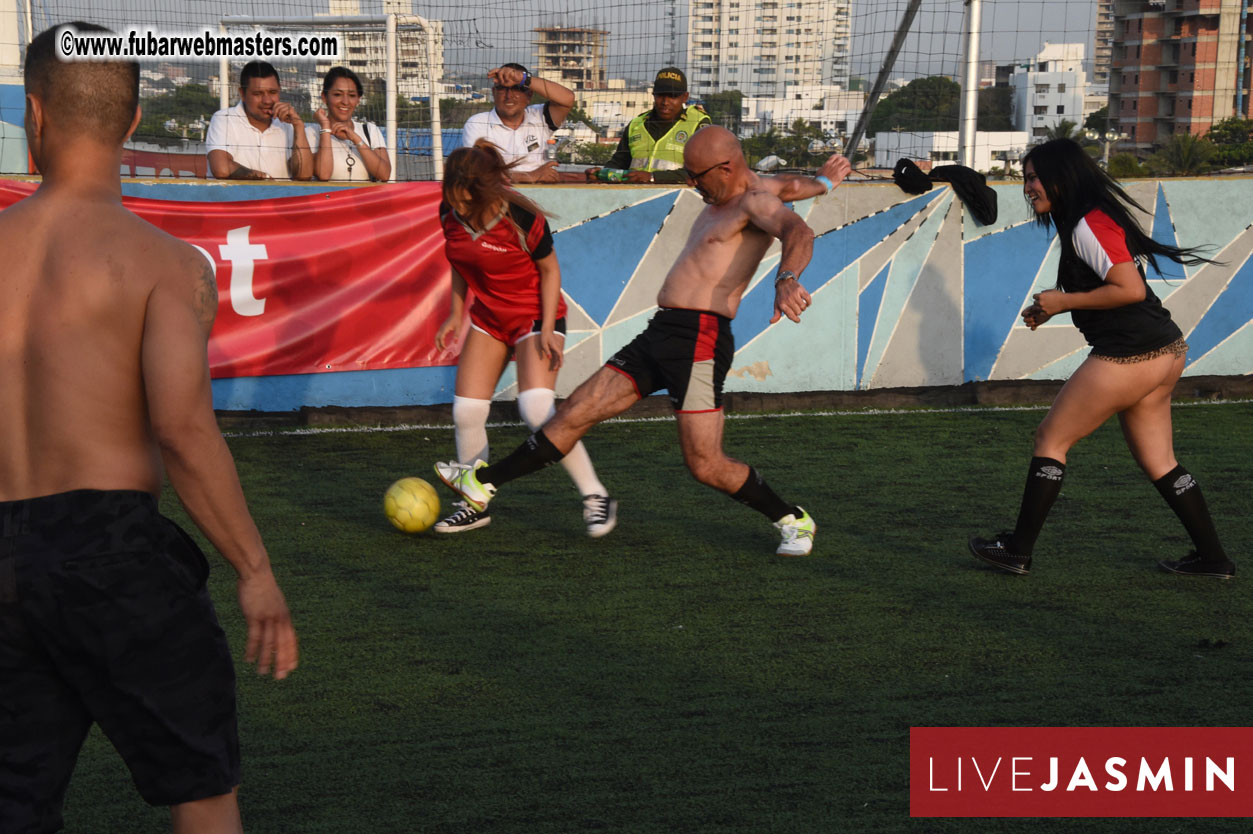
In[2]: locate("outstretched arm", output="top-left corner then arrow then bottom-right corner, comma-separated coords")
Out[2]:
764,153 -> 852,202
142,244 -> 298,679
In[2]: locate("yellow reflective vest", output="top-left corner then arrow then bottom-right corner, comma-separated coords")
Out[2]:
627,107 -> 711,171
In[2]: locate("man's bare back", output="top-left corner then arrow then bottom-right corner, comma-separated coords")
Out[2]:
0,194 -> 211,501
5,25 -> 296,832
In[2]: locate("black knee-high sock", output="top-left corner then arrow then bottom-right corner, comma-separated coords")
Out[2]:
1009,457 -> 1066,556
1153,464 -> 1228,560
478,430 -> 564,488
730,467 -> 797,522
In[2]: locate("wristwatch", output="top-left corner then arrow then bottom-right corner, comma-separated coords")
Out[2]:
774,269 -> 796,286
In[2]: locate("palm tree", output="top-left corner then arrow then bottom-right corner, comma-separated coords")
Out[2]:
1145,133 -> 1216,176
1045,119 -> 1080,141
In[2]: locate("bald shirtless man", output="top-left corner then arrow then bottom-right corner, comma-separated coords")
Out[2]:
436,126 -> 850,556
0,24 -> 297,834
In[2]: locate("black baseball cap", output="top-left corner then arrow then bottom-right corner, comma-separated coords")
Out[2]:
653,67 -> 687,95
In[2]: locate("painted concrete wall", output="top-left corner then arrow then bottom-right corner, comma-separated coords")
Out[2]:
31,176 -> 1253,411
215,177 -> 1252,411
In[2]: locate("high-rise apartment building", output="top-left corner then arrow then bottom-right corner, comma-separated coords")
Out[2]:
1110,0 -> 1252,151
318,0 -> 444,103
532,26 -> 608,91
1010,43 -> 1089,140
686,0 -> 852,98
1093,0 -> 1116,86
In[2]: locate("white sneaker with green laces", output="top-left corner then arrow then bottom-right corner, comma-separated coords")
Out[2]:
774,508 -> 816,556
433,460 -> 496,511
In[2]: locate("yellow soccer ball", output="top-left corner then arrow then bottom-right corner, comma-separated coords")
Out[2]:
383,477 -> 441,534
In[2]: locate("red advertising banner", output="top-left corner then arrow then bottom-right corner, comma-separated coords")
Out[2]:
0,180 -> 455,379
911,726 -> 1253,817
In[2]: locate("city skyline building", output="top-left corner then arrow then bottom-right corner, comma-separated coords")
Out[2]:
316,0 -> 445,105
685,0 -> 852,99
1010,42 -> 1089,140
1094,0 -> 1116,86
532,25 -> 608,90
1110,0 -> 1252,151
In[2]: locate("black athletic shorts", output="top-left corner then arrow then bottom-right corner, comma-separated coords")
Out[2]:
0,490 -> 239,832
606,307 -> 734,412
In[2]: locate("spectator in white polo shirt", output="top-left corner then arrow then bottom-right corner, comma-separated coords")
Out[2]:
460,63 -> 574,183
206,61 -> 313,180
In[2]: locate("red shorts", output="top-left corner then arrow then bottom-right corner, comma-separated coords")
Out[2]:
470,306 -> 567,347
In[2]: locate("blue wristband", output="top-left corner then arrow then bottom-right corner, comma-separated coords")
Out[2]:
814,175 -> 833,193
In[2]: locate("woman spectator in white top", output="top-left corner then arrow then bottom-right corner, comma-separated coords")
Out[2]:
307,66 -> 391,182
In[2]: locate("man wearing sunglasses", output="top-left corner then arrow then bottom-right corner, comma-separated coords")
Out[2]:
461,63 -> 575,183
438,126 -> 851,558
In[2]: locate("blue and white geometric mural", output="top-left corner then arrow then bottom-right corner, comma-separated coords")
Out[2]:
491,178 -> 1253,401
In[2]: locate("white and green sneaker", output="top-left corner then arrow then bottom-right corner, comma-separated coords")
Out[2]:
434,460 -> 496,511
774,508 -> 816,556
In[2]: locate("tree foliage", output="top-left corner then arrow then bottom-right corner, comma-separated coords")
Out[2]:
567,105 -> 604,135
1045,119 -> 1081,141
559,141 -> 615,165
1107,152 -> 1147,179
1203,117 -> 1253,168
1144,133 -> 1216,176
867,76 -> 962,135
703,90 -> 743,134
135,83 -> 219,145
1083,106 -> 1109,132
976,86 -> 1012,131
740,119 -> 836,170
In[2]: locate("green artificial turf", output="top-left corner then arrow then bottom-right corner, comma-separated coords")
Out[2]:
61,401 -> 1252,833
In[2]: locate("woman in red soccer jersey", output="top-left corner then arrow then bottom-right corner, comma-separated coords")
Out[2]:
970,138 -> 1232,578
434,140 -> 616,536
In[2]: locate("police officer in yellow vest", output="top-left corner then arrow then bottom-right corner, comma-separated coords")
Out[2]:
586,67 -> 711,184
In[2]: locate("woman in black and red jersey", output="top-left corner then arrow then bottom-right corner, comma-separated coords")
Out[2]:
970,138 -> 1233,579
433,140 -> 616,536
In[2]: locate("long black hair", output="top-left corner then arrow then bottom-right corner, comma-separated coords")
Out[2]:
1022,138 -> 1213,271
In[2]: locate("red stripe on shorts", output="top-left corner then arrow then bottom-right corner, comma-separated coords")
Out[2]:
693,313 -> 720,363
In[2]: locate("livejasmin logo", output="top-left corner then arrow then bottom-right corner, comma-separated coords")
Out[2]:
910,727 -> 1253,818
927,753 -> 1234,793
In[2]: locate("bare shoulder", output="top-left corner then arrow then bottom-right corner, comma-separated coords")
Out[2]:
739,185 -> 786,220
131,213 -> 218,330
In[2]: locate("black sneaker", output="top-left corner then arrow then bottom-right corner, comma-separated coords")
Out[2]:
1158,551 -> 1235,579
433,501 -> 491,534
969,533 -> 1031,575
583,494 -> 618,538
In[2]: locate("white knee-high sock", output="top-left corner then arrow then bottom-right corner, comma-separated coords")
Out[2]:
452,395 -> 492,464
516,388 -> 607,497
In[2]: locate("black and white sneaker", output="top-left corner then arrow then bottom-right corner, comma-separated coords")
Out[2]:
1158,551 -> 1235,579
433,501 -> 491,534
969,533 -> 1031,575
583,494 -> 618,538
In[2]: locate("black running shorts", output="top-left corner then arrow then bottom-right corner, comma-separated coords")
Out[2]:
606,307 -> 734,412
0,490 -> 239,832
